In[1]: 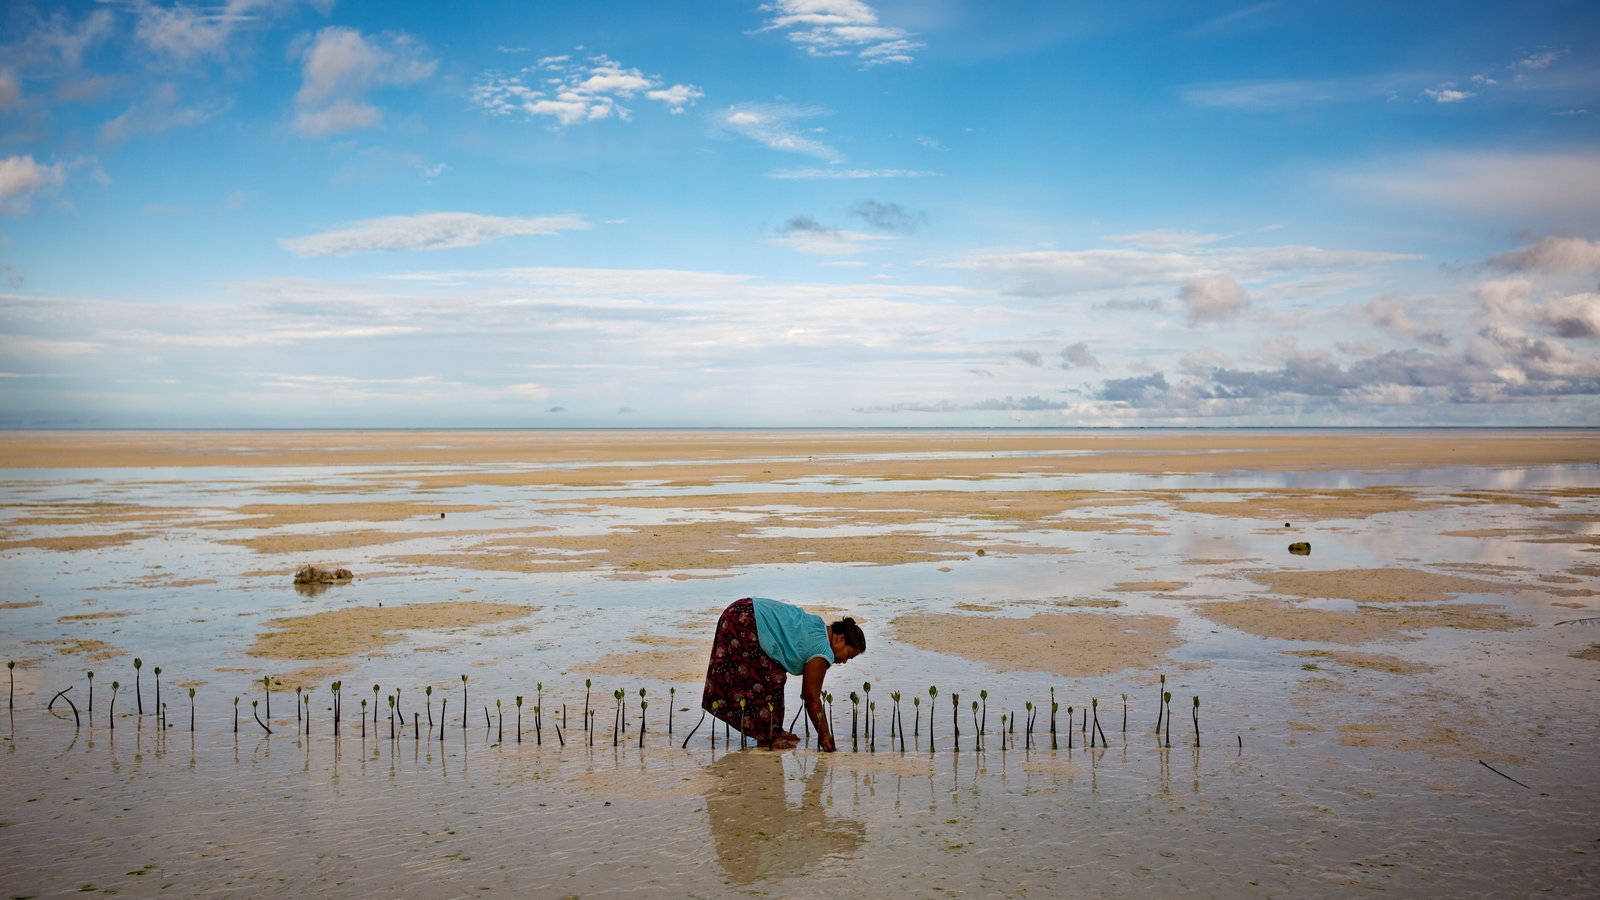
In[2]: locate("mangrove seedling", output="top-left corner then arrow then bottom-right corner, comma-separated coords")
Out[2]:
331,681 -> 342,731
151,667 -> 162,723
515,696 -> 523,744
613,689 -> 623,746
971,700 -> 980,751
869,700 -> 877,752
425,685 -> 433,728
951,692 -> 960,753
87,670 -> 94,712
862,682 -> 872,739
496,699 -> 502,744
1001,713 -> 1008,752
7,660 -> 13,710
134,657 -> 143,715
394,687 -> 403,723
536,683 -> 543,733
913,696 -> 921,739
231,694 -> 237,734
389,695 -> 396,740
927,686 -> 938,751
295,686 -> 303,728
252,699 -> 271,735
1025,702 -> 1033,750
1122,693 -> 1128,733
1154,674 -> 1166,734
639,699 -> 647,748
1093,698 -> 1109,748
460,674 -> 468,730
980,689 -> 988,736
1066,706 -> 1073,750
583,678 -> 591,731
589,708 -> 597,746
439,698 -> 447,743
372,684 -> 380,725
1163,691 -> 1172,748
110,682 -> 121,730
849,691 -> 859,751
893,691 -> 906,752
189,687 -> 196,732
1192,696 -> 1200,748
414,712 -> 419,740
534,701 -> 544,745
360,698 -> 367,738
551,706 -> 565,747
669,686 -> 675,735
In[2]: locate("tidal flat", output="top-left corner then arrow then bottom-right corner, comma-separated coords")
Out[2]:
1,429 -> 1596,896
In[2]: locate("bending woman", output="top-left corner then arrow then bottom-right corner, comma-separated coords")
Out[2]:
700,597 -> 865,751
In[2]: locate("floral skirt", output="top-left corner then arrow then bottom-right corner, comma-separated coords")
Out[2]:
701,598 -> 788,741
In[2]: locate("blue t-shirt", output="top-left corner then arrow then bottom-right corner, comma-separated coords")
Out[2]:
751,597 -> 835,676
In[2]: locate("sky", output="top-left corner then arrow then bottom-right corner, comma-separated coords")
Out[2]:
1,0 -> 1597,428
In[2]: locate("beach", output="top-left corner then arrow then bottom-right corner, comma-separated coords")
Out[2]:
1,429 -> 1596,895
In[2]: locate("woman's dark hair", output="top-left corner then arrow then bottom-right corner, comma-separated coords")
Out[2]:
830,617 -> 866,654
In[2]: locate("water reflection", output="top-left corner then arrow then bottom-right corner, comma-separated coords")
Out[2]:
705,751 -> 865,884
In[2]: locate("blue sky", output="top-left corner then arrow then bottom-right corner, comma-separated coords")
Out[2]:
1,0 -> 1597,427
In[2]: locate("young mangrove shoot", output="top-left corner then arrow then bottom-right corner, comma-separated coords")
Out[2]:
1163,691 -> 1172,748
515,696 -> 523,744
460,674 -> 468,731
425,685 -> 433,728
87,670 -> 94,712
189,687 -> 196,732
639,699 -> 647,748
1192,696 -> 1200,748
252,699 -> 271,735
134,657 -> 143,715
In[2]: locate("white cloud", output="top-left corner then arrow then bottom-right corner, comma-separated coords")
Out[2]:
946,244 -> 1415,297
1344,150 -> 1600,220
769,167 -> 938,179
1487,237 -> 1600,274
503,382 -> 551,399
13,8 -> 114,70
1515,48 -> 1567,70
0,335 -> 100,357
758,0 -> 922,65
1364,292 -> 1449,346
98,83 -> 228,147
0,155 -> 66,215
1423,85 -> 1474,103
1104,229 -> 1225,250
770,216 -> 892,256
280,212 -> 591,256
471,53 -> 702,127
292,26 -> 435,137
718,103 -> 840,161
1179,276 -> 1249,325
134,0 -> 283,63
1180,78 -> 1378,111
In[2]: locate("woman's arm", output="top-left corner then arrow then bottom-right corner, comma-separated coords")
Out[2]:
801,656 -> 835,752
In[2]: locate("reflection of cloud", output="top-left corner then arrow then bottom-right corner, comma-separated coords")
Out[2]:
706,752 -> 864,884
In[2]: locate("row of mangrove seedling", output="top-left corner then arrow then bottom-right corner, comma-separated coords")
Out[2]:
12,660 -> 1211,751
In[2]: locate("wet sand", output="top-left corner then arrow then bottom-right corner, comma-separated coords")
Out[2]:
1,429 -> 1597,896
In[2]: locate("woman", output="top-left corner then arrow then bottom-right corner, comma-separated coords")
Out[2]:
700,597 -> 865,751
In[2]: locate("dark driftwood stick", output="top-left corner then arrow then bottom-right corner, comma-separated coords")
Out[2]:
1479,760 -> 1531,789
553,713 -> 564,747
49,687 -> 80,727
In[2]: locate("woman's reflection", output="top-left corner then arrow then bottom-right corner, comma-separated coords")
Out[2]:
705,751 -> 865,884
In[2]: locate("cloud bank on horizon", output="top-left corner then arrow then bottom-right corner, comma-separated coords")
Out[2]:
0,0 -> 1596,427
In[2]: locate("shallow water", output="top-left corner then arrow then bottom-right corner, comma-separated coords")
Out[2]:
1,431 -> 1598,895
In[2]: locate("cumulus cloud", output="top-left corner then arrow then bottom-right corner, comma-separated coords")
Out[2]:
770,215 -> 891,256
1060,342 -> 1100,368
1097,372 -> 1169,403
1345,151 -> 1600,220
1179,277 -> 1249,325
134,0 -> 304,63
471,52 -> 701,127
0,155 -> 66,215
292,27 -> 435,137
1487,237 -> 1600,274
769,167 -> 938,180
1474,278 -> 1600,340
852,200 -> 925,233
758,0 -> 923,66
1364,292 -> 1450,346
1423,85 -> 1474,103
280,212 -> 590,256
98,83 -> 228,147
718,104 -> 840,161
